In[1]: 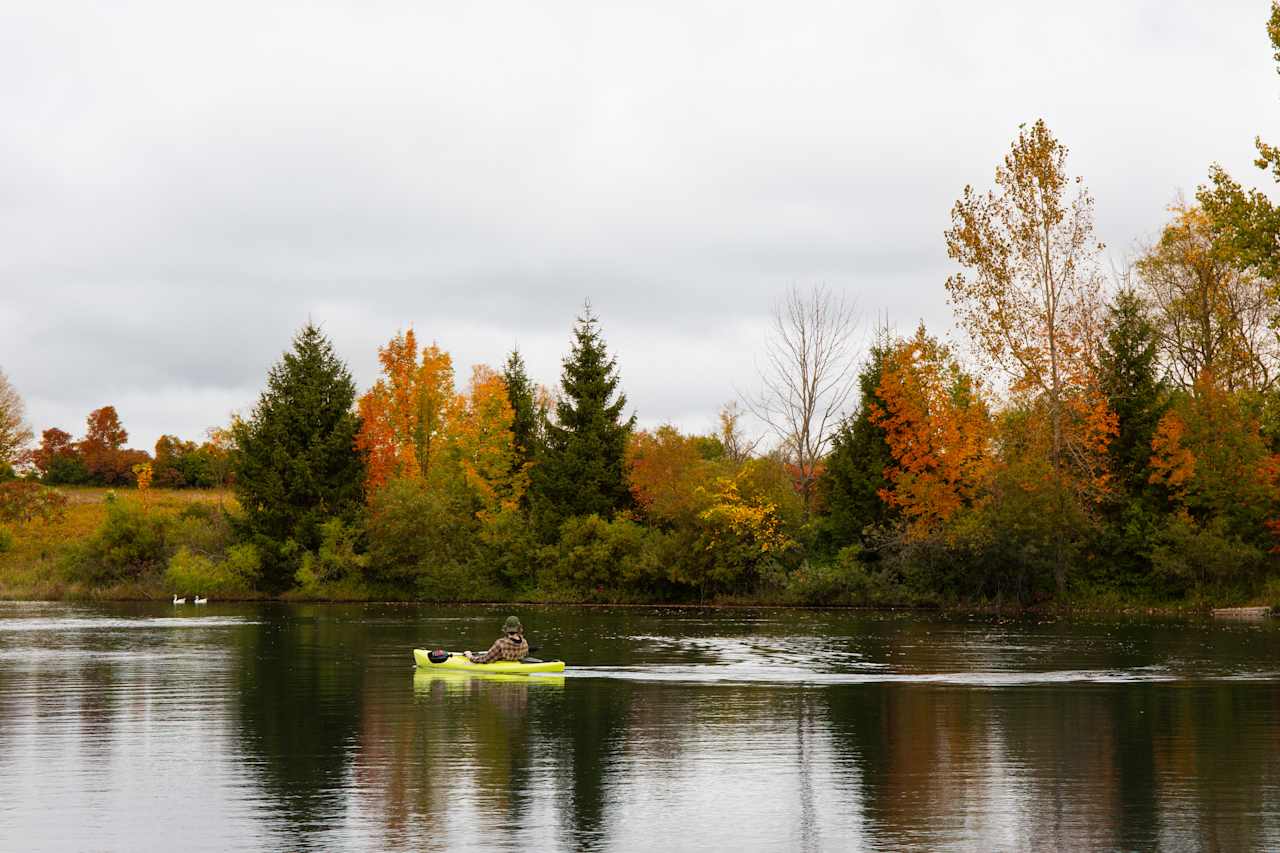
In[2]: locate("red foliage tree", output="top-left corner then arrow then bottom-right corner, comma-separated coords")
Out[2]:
32,428 -> 77,477
80,406 -> 138,485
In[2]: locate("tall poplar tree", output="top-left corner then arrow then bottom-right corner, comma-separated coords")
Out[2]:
233,323 -> 364,590
533,306 -> 635,536
945,119 -> 1107,597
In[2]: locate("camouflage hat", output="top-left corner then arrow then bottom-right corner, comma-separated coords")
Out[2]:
503,615 -> 523,634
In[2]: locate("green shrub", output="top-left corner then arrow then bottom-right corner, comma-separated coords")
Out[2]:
43,453 -> 89,485
169,503 -> 235,554
0,461 -> 15,483
364,478 -> 484,598
542,514 -> 665,599
1261,575 -> 1280,608
784,546 -> 876,605
1151,514 -> 1267,598
475,507 -> 541,594
165,547 -> 219,593
165,543 -> 260,595
225,543 -> 263,586
295,519 -> 368,596
74,501 -> 170,582
0,525 -> 12,554
313,518 -> 367,580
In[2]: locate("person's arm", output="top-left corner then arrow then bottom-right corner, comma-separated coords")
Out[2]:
468,639 -> 505,664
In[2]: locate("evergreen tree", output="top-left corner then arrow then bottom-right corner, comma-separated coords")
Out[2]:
1095,289 -> 1168,586
1098,290 -> 1166,500
502,347 -> 541,472
233,323 -> 364,591
814,343 -> 895,555
533,306 -> 636,536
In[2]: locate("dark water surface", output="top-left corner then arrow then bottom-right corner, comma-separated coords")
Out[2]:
1,602 -> 1279,851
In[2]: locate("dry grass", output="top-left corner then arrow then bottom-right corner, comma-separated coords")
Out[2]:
0,486 -> 236,600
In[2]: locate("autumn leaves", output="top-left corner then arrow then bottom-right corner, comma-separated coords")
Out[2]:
863,121 -> 1115,574
355,329 -> 529,523
847,111 -> 1280,602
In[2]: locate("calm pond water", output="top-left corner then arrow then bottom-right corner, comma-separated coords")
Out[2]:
1,602 -> 1278,852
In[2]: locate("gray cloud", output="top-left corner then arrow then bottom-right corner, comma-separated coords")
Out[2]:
1,0 -> 1276,450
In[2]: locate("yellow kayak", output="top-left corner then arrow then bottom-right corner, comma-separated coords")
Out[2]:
412,649 -> 566,674
413,669 -> 565,692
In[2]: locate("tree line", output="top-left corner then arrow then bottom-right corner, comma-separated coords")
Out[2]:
0,396 -> 235,491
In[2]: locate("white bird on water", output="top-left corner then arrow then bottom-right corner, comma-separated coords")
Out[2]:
172,595 -> 186,605
194,595 -> 208,605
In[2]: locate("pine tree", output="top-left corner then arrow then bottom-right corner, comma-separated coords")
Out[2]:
533,306 -> 636,536
814,343 -> 896,554
1098,290 -> 1166,499
233,323 -> 364,591
502,347 -> 541,472
1095,289 -> 1168,586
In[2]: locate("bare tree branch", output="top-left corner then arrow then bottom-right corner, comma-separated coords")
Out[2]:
746,285 -> 861,517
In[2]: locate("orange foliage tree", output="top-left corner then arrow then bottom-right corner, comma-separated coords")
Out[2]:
80,405 -> 127,481
1148,375 -> 1280,530
1145,375 -> 1280,586
869,326 -> 992,540
356,330 -> 460,493
626,425 -> 721,525
356,330 -> 529,524
1147,412 -> 1195,503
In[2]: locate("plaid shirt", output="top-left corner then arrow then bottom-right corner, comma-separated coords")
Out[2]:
468,633 -> 528,664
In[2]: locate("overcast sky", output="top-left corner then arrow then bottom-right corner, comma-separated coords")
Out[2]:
3,1 -> 1279,451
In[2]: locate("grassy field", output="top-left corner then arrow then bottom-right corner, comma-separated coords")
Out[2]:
0,486 -> 236,600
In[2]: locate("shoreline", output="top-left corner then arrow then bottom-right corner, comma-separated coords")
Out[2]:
3,487 -> 1273,622
0,589 -> 1246,620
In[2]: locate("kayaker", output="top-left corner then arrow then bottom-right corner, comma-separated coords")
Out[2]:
465,615 -> 530,664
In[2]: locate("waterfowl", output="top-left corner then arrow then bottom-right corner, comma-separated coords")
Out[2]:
194,595 -> 208,605
172,595 -> 186,605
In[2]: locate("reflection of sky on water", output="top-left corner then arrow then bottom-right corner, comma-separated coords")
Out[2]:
1,603 -> 1279,851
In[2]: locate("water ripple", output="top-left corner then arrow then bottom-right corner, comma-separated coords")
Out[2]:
569,663 -> 1275,686
0,617 -> 260,632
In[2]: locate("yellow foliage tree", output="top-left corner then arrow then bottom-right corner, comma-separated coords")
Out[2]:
454,365 -> 528,518
133,461 -> 153,511
1136,203 -> 1278,393
685,474 -> 795,595
945,120 -> 1114,594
